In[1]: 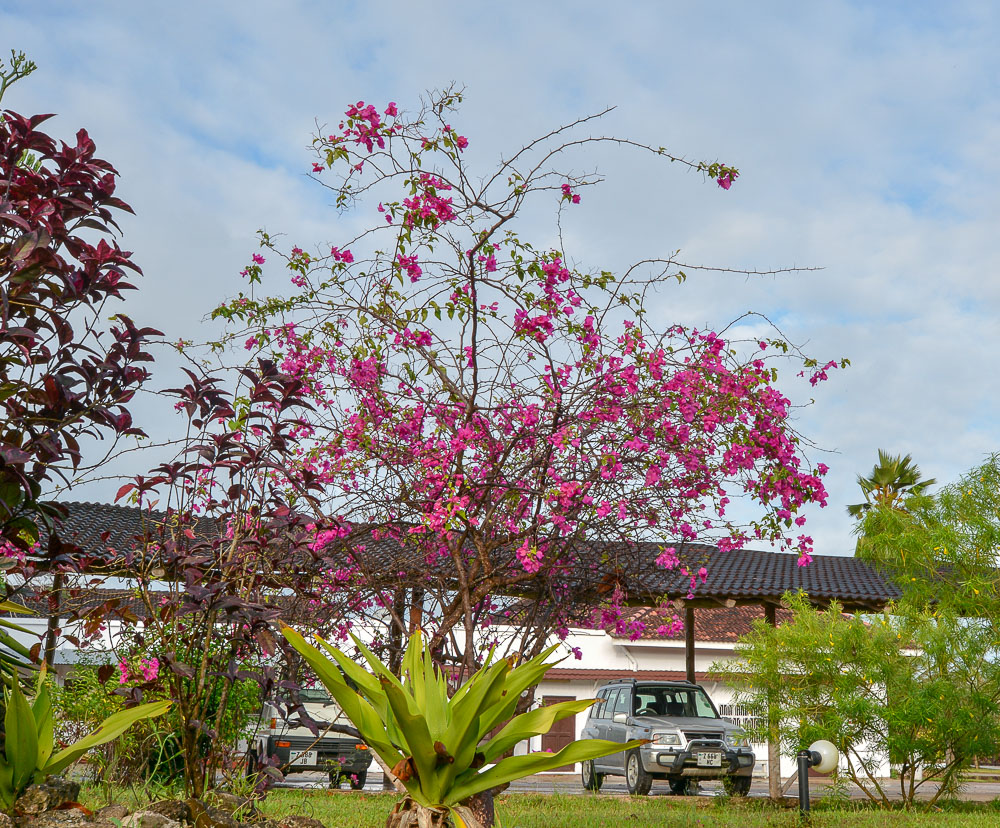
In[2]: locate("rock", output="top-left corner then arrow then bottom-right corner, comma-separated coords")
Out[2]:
121,813 -> 180,828
206,796 -> 248,817
147,802 -> 192,826
15,778 -> 82,815
21,810 -> 88,828
96,806 -> 130,823
188,802 -> 238,828
277,818 -> 326,828
0,812 -> 14,828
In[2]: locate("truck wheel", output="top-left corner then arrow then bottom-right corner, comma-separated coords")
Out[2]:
625,750 -> 652,796
724,775 -> 752,796
349,770 -> 368,790
581,760 -> 604,792
669,777 -> 695,795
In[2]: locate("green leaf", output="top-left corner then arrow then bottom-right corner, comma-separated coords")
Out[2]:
0,759 -> 15,811
378,674 -> 440,801
0,601 -> 31,615
477,645 -> 561,734
32,677 -> 53,769
5,679 -> 38,792
445,738 -> 647,805
280,626 -> 404,769
42,700 -> 171,776
480,698 -> 597,763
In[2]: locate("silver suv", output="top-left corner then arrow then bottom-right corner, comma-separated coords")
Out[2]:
579,679 -> 754,796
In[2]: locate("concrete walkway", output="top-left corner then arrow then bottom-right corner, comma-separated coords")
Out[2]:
279,769 -> 1000,803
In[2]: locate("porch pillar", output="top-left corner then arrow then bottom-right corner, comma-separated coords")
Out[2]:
764,602 -> 780,800
684,605 -> 695,683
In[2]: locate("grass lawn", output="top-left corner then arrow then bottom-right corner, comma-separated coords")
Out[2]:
256,789 -> 1000,828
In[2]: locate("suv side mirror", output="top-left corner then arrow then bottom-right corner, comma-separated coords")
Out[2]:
613,713 -> 628,724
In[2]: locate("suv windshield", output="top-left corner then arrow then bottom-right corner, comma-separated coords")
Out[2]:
298,687 -> 334,704
633,685 -> 718,719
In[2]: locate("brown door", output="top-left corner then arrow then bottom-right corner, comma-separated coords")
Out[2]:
541,695 -> 577,771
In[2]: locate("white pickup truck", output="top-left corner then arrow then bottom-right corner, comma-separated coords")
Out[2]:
251,687 -> 372,788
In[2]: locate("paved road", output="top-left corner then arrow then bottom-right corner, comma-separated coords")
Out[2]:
280,769 -> 1000,803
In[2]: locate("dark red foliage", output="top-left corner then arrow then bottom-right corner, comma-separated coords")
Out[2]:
0,110 -> 160,549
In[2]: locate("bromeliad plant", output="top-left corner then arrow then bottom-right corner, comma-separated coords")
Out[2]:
282,625 -> 644,828
0,667 -> 170,811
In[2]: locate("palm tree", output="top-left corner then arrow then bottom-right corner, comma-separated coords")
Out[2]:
847,450 -> 936,518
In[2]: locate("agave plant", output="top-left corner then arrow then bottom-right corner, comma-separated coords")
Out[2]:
0,599 -> 36,680
281,625 -> 645,828
0,666 -> 171,811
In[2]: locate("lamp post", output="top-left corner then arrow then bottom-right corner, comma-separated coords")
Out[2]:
797,740 -> 839,815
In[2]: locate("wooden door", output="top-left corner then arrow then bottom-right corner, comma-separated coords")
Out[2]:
541,695 -> 577,771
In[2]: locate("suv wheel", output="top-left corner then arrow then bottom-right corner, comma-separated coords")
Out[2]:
723,775 -> 751,796
349,770 -> 367,790
669,777 -> 696,795
625,750 -> 652,796
581,759 -> 604,792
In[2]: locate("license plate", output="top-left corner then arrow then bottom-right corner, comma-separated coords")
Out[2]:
289,749 -> 317,766
696,751 -> 722,767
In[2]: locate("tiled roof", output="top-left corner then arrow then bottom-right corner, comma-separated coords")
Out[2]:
45,501 -> 217,561
608,605 -> 795,642
543,668 -> 714,683
47,502 -> 901,610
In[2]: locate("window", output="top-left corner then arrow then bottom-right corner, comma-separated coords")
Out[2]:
602,688 -> 620,718
612,687 -> 631,717
591,689 -> 610,720
633,685 -> 720,719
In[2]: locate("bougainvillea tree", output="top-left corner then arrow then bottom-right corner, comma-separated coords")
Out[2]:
212,89 -> 836,679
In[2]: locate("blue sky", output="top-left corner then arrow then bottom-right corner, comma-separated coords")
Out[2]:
4,0 -> 1000,555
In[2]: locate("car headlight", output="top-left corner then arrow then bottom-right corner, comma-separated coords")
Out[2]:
651,731 -> 682,746
728,734 -> 750,747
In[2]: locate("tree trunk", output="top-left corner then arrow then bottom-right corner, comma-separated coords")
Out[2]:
463,789 -> 495,828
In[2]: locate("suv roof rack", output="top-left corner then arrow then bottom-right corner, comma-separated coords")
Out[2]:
603,677 -> 697,686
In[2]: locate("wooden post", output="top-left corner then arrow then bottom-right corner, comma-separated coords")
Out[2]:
764,602 -> 780,800
43,572 -> 64,671
685,606 -> 695,683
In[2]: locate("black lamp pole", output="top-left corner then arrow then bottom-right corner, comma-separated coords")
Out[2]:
797,749 -> 822,815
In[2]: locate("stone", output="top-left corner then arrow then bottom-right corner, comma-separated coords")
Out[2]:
206,796 -> 249,817
146,802 -> 191,826
21,810 -> 88,828
188,801 -> 238,828
0,812 -> 14,828
277,817 -> 326,828
96,806 -> 130,823
121,813 -> 179,828
15,778 -> 82,815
